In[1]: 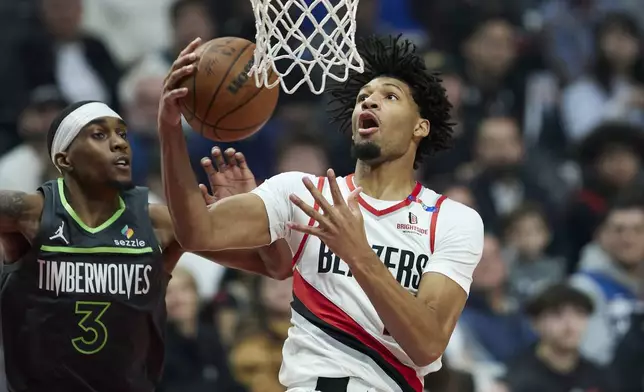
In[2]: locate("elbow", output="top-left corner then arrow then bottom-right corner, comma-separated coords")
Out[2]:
173,231 -> 219,253
269,267 -> 293,281
412,348 -> 443,368
410,337 -> 447,367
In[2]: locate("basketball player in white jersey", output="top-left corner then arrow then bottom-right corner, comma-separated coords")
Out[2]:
158,36 -> 484,392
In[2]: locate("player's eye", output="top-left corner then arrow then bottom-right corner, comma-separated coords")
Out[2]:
92,131 -> 106,139
118,130 -> 128,139
385,93 -> 399,101
357,93 -> 369,102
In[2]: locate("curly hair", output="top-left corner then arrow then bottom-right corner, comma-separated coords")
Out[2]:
327,35 -> 454,169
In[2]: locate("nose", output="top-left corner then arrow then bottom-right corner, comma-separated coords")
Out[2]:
361,95 -> 379,111
110,133 -> 129,152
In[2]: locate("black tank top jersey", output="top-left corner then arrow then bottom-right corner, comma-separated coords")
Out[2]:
1,178 -> 170,392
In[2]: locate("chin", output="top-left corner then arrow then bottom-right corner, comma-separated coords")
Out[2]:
351,141 -> 382,162
108,177 -> 135,191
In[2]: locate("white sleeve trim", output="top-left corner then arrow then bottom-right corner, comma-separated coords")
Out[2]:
250,171 -> 317,243
423,200 -> 484,295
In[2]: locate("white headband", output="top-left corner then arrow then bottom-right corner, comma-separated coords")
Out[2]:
50,102 -> 122,165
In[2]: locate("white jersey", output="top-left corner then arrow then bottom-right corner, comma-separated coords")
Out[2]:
251,172 -> 484,392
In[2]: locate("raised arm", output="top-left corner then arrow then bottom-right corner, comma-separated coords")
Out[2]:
157,38 -> 289,252
0,191 -> 43,237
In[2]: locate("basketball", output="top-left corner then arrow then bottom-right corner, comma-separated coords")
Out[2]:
179,37 -> 279,142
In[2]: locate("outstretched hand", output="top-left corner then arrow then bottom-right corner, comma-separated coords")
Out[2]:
158,37 -> 202,127
288,169 -> 372,264
199,147 -> 257,205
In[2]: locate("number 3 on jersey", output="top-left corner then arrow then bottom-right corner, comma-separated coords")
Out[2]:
71,301 -> 111,355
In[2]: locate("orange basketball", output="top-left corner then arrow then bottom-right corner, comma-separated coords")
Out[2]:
179,37 -> 279,142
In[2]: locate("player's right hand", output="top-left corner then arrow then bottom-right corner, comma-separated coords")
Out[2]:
198,147 -> 257,205
158,37 -> 202,127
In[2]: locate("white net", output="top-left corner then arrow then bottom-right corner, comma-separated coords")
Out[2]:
249,0 -> 364,95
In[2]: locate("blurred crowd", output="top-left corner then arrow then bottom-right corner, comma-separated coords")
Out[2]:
2,0 -> 644,391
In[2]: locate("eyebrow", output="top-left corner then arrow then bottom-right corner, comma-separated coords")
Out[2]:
359,82 -> 406,96
383,82 -> 405,95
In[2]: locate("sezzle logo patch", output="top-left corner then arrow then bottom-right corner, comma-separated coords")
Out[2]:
114,225 -> 146,248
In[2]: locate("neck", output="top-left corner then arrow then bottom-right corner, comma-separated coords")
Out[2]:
176,318 -> 198,338
466,63 -> 503,90
487,287 -> 507,312
536,342 -> 579,373
354,157 -> 416,200
63,177 -> 121,227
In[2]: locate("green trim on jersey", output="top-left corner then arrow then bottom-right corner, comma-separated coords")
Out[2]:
40,245 -> 154,255
57,178 -> 126,234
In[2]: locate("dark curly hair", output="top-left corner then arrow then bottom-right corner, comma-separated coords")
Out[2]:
327,35 -> 454,169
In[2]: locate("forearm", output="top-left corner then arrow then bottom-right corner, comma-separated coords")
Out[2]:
158,122 -> 213,248
197,240 -> 292,280
350,254 -> 443,366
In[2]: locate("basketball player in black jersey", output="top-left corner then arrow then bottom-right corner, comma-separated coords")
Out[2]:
0,99 -> 291,392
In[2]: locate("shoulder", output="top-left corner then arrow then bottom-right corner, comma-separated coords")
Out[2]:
435,198 -> 484,239
562,78 -> 603,99
569,272 -> 606,303
254,171 -> 320,195
0,191 -> 44,218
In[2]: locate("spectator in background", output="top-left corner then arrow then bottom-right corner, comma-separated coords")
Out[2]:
423,357 -> 476,392
466,116 -> 554,232
561,12 -> 644,141
502,203 -> 565,307
566,122 -> 644,269
16,0 -> 121,111
165,0 -> 216,64
229,276 -> 293,392
0,86 -> 67,192
118,55 -> 169,186
459,14 -> 525,128
612,299 -> 644,392
421,52 -> 472,181
161,268 -> 240,392
441,181 -> 478,211
273,130 -> 330,175
503,284 -> 615,392
446,234 -> 536,392
571,194 -> 644,365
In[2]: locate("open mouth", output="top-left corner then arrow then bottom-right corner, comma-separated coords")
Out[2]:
114,156 -> 131,168
358,112 -> 379,135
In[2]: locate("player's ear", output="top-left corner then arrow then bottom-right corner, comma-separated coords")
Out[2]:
413,118 -> 430,139
55,152 -> 72,173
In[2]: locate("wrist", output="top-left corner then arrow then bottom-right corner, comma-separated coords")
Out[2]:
346,247 -> 380,272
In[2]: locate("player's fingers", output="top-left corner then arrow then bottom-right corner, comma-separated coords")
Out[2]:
326,169 -> 346,208
302,177 -> 334,215
179,37 -> 202,57
235,152 -> 250,171
211,147 -> 226,171
224,148 -> 237,167
200,157 -> 217,178
347,187 -> 362,215
199,183 -> 215,205
163,88 -> 188,104
286,221 -> 324,237
170,53 -> 198,74
289,193 -> 327,226
165,65 -> 195,90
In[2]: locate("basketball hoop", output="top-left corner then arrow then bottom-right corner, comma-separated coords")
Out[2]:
249,0 -> 364,95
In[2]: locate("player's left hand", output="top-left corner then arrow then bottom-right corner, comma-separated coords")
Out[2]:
199,146 -> 257,205
158,37 -> 202,127
288,169 -> 372,264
